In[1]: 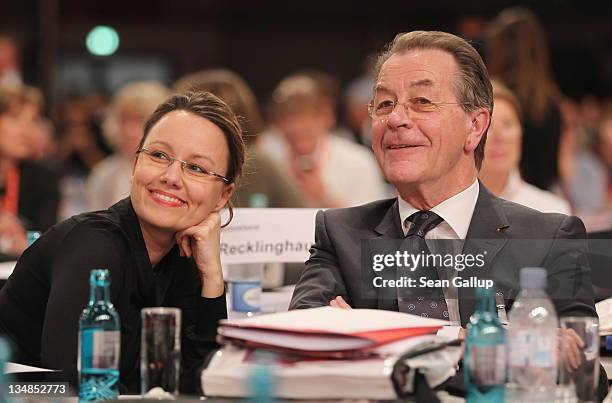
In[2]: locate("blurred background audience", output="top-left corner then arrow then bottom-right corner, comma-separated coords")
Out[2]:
0,0 -> 609,243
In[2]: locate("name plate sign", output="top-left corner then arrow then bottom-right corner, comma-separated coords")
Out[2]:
220,208 -> 319,264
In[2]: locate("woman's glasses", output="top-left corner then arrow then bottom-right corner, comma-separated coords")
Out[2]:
137,147 -> 230,183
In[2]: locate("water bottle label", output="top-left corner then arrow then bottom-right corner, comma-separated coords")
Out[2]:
469,345 -> 506,385
231,281 -> 261,312
80,329 -> 120,369
509,330 -> 557,368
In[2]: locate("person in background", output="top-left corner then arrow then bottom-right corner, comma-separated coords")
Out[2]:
54,95 -> 111,178
85,81 -> 169,211
261,72 -> 388,207
594,109 -> 612,207
0,91 -> 243,393
0,85 -> 59,256
342,72 -> 374,147
0,34 -> 22,88
486,7 -> 564,191
174,69 -> 305,208
479,80 -> 571,214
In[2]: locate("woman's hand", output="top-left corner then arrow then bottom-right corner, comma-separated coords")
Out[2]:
175,212 -> 225,298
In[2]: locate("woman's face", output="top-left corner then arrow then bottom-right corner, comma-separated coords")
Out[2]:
481,98 -> 522,175
130,110 -> 235,235
0,103 -> 39,161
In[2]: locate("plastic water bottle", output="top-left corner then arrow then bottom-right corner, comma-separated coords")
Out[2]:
465,285 -> 506,403
507,267 -> 558,399
78,269 -> 121,401
226,264 -> 264,317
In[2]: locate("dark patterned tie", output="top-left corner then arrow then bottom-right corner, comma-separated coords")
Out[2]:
397,211 -> 449,320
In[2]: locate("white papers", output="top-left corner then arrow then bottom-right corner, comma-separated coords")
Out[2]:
202,337 -> 461,400
202,346 -> 398,400
596,299 -> 612,335
220,208 -> 318,264
221,306 -> 448,334
4,362 -> 58,374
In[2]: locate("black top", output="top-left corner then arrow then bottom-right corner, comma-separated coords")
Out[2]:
0,198 -> 226,393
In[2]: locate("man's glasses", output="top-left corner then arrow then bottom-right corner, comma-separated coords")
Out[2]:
368,97 -> 472,118
137,147 -> 230,183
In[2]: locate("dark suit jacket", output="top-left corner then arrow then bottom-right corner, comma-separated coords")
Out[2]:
290,183 -> 597,325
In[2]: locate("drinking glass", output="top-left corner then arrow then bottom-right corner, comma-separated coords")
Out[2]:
141,307 -> 181,397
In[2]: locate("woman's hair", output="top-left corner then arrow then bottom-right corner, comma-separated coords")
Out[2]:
174,70 -> 263,145
103,81 -> 169,150
140,91 -> 246,226
490,78 -> 522,122
486,7 -> 560,123
0,85 -> 43,115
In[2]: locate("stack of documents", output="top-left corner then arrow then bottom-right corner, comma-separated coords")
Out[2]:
203,307 -> 459,399
217,307 -> 446,357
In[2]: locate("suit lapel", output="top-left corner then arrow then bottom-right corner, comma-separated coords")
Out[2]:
459,183 -> 510,325
374,199 -> 403,311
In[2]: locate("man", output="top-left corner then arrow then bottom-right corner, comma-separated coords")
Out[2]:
289,31 -> 596,324
260,72 -> 389,208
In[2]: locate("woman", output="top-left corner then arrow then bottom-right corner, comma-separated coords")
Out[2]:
486,7 -> 563,191
479,80 -> 571,214
0,91 -> 245,393
86,81 -> 169,211
0,85 -> 59,257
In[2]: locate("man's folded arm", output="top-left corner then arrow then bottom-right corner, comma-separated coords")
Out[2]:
290,210 -> 349,309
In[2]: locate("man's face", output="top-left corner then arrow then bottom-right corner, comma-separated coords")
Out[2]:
371,49 -> 479,190
276,110 -> 328,156
481,97 -> 522,175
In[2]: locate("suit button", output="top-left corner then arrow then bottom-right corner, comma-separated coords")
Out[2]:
417,230 -> 424,237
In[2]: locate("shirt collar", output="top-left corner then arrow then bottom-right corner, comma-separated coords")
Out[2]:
397,179 -> 479,238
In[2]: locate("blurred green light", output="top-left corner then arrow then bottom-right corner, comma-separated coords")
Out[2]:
86,26 -> 119,56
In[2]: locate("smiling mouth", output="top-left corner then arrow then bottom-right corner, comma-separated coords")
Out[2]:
150,190 -> 187,205
387,144 -> 421,149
